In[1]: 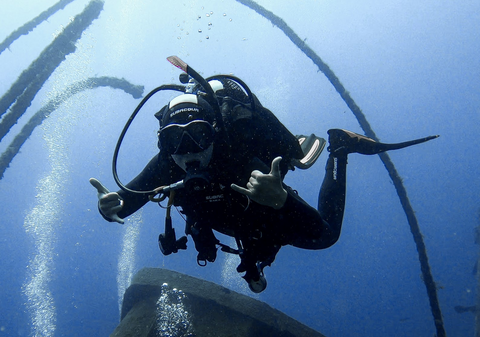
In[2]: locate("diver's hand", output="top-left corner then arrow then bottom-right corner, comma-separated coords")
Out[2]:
89,178 -> 124,224
231,156 -> 287,210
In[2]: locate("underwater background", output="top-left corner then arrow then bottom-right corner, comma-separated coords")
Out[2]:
0,0 -> 479,336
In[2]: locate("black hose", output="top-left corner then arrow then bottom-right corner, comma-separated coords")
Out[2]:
112,84 -> 185,195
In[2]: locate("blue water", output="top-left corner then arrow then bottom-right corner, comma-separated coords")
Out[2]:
0,0 -> 479,336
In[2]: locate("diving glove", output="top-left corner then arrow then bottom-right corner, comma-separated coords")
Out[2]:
89,178 -> 124,224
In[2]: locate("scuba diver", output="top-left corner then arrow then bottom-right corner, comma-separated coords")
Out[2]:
90,56 -> 438,293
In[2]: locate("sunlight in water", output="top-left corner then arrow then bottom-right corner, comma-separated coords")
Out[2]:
21,56 -> 89,334
116,211 -> 142,315
22,115 -> 72,336
23,183 -> 57,337
156,283 -> 194,336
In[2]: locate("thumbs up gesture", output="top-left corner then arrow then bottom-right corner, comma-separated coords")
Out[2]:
231,157 -> 287,209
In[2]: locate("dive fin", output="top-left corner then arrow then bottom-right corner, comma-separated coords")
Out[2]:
293,134 -> 326,169
327,129 -> 439,155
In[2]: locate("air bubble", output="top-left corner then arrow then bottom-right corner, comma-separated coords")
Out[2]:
198,29 -> 202,33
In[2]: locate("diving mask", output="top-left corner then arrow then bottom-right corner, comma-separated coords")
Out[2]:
158,120 -> 215,155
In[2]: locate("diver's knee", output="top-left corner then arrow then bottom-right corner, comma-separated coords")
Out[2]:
292,235 -> 339,250
319,235 -> 339,249
313,230 -> 341,249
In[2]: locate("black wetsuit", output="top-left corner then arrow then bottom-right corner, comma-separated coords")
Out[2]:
110,101 -> 347,274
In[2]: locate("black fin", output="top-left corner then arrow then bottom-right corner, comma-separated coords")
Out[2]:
328,129 -> 439,155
